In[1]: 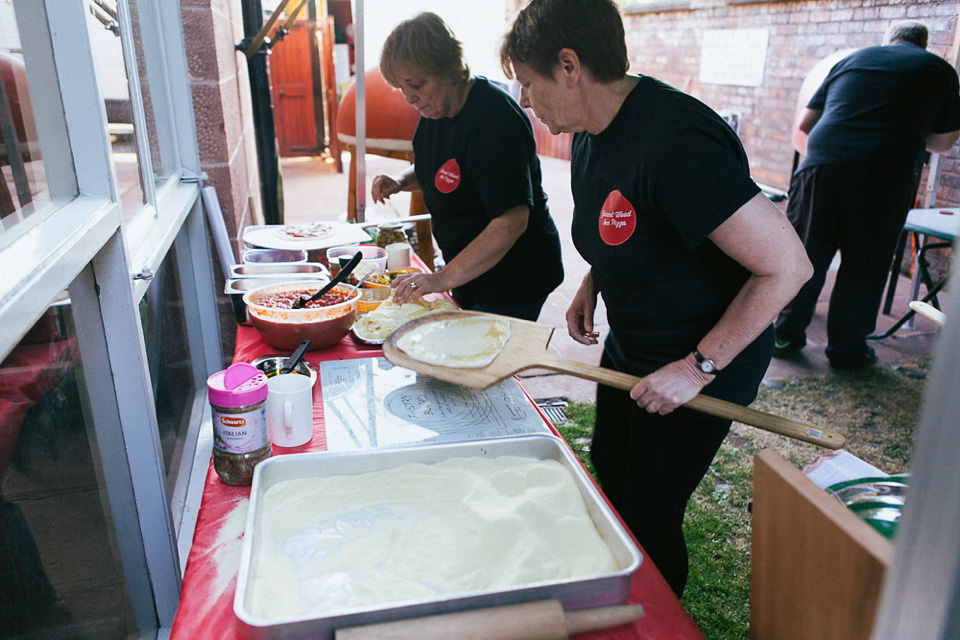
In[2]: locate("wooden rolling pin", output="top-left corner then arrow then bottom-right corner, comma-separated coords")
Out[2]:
334,599 -> 644,640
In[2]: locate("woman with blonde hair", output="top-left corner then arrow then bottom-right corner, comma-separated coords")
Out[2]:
372,12 -> 563,321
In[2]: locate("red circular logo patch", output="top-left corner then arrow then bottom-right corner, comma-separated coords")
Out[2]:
434,158 -> 461,194
598,190 -> 636,246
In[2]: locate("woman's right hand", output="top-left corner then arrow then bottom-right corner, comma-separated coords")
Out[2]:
566,272 -> 600,345
371,174 -> 402,203
391,271 -> 450,304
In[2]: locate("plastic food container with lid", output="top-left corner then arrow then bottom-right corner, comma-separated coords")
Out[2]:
325,245 -> 387,281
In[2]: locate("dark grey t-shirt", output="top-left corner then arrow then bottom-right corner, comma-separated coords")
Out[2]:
801,42 -> 960,177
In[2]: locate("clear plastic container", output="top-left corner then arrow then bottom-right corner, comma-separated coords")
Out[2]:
325,245 -> 387,281
375,222 -> 408,248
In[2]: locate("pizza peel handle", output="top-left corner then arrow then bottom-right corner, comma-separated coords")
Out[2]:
382,311 -> 845,449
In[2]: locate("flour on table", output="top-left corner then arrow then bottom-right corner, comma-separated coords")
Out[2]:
208,498 -> 249,607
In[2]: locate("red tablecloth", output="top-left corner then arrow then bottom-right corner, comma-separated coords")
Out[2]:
169,323 -> 704,640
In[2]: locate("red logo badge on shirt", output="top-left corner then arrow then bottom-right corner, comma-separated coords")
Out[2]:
598,190 -> 636,246
434,158 -> 461,194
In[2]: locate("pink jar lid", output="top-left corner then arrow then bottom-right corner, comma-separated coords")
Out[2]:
207,362 -> 268,408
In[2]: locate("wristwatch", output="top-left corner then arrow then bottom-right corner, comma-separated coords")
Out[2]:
692,349 -> 719,375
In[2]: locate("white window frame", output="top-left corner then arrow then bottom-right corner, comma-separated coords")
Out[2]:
1,0 -> 219,634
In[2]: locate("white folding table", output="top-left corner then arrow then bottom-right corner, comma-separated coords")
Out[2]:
870,208 -> 958,339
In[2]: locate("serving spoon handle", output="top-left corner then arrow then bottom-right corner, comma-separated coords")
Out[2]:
293,251 -> 362,309
280,339 -> 311,375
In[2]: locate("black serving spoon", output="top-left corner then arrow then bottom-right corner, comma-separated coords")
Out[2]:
280,339 -> 311,375
292,251 -> 362,309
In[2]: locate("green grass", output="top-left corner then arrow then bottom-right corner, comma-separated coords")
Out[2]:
554,358 -> 929,640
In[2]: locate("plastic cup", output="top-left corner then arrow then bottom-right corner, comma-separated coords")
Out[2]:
385,242 -> 412,270
266,373 -> 315,447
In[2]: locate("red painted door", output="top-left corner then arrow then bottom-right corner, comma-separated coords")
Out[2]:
268,22 -> 323,156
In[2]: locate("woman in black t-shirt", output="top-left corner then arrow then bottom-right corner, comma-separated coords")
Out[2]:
371,12 -> 563,321
501,0 -> 813,596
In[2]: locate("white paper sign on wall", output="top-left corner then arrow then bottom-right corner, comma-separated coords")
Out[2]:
699,28 -> 769,87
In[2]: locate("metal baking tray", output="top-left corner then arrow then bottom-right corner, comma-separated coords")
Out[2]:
229,262 -> 329,278
225,274 -> 329,295
234,434 -> 641,640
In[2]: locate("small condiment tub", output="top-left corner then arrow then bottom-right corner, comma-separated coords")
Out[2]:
234,434 -> 641,640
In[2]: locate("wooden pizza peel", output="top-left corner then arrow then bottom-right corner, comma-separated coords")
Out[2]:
382,311 -> 845,449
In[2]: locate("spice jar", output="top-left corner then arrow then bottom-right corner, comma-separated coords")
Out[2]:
207,362 -> 271,486
375,222 -> 407,248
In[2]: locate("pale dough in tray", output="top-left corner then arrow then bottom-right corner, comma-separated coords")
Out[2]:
246,455 -> 618,619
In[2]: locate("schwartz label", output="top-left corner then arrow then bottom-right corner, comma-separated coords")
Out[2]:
212,408 -> 269,453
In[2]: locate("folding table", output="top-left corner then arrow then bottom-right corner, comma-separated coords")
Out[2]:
869,207 -> 958,340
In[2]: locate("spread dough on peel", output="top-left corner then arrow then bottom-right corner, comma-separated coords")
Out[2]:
396,316 -> 511,368
246,456 -> 619,620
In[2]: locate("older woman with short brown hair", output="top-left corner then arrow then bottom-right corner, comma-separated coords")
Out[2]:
502,0 -> 813,596
371,12 -> 563,321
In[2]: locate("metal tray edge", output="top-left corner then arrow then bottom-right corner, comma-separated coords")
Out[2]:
233,434 -> 641,639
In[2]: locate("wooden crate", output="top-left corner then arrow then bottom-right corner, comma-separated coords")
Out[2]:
750,450 -> 894,640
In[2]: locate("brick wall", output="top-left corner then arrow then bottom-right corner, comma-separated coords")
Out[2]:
182,0 -> 264,363
508,0 -> 960,207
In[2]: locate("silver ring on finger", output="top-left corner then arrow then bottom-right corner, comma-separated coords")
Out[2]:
410,282 -> 418,291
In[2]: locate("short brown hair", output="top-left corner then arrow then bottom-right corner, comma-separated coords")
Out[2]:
501,0 -> 628,83
380,12 -> 470,87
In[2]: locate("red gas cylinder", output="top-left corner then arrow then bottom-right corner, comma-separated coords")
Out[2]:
336,67 -> 420,146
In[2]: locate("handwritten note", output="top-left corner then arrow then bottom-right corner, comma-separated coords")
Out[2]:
700,28 -> 769,87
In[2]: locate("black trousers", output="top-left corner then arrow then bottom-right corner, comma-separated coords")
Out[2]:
775,164 -> 917,365
590,351 -> 734,597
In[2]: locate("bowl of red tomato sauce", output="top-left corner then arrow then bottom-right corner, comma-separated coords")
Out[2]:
243,281 -> 360,351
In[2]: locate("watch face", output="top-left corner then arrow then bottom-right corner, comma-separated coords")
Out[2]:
694,350 -> 716,373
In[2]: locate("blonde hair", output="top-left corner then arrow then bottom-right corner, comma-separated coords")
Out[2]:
380,12 -> 470,87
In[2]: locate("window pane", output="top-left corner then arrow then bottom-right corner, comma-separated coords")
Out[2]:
0,3 -> 51,231
143,245 -> 196,496
128,0 -> 172,187
0,302 -> 136,638
86,0 -> 146,218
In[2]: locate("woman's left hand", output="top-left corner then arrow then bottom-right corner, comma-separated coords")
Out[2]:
629,357 -> 713,415
392,272 -> 450,304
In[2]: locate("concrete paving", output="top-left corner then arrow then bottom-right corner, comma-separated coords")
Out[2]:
280,151 -> 943,405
